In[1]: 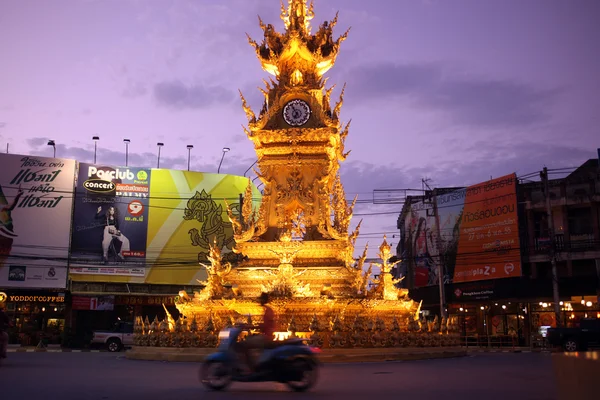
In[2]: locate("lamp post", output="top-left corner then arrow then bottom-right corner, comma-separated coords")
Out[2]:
92,136 -> 100,164
244,160 -> 258,177
157,142 -> 164,168
123,139 -> 130,166
47,140 -> 56,157
186,145 -> 194,171
217,147 -> 230,174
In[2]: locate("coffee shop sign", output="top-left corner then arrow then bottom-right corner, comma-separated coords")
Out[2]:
8,295 -> 65,303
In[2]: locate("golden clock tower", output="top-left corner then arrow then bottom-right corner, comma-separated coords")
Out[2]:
149,1 -> 441,348
225,0 -> 363,297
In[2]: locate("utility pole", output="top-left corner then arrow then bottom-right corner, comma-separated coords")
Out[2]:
432,188 -> 447,320
541,167 -> 561,327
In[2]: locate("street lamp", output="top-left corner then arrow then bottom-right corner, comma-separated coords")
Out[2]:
123,139 -> 130,166
157,142 -> 164,168
244,160 -> 258,177
92,136 -> 100,163
217,147 -> 230,174
47,140 -> 56,157
186,145 -> 194,171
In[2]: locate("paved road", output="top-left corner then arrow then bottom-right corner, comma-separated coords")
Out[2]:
0,352 -> 555,400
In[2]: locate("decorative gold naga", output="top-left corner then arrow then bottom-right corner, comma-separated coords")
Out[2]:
194,238 -> 233,301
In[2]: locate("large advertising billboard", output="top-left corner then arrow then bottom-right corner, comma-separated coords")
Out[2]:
69,163 -> 151,279
0,154 -> 76,288
402,173 -> 521,286
452,174 -> 521,282
69,165 -> 260,285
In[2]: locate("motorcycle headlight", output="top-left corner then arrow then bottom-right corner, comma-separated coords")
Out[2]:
218,329 -> 230,340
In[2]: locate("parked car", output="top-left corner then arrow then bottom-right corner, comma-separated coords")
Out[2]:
91,321 -> 134,352
546,318 -> 600,352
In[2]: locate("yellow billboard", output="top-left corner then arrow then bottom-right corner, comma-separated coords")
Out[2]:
69,167 -> 261,285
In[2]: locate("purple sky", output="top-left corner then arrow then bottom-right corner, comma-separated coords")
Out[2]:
1,0 -> 599,257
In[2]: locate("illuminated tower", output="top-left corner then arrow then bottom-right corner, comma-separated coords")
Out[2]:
229,0 -> 360,296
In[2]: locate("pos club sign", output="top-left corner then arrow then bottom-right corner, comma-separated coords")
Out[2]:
69,163 -> 150,277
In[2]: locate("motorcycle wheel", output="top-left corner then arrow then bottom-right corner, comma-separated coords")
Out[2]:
199,361 -> 232,391
285,358 -> 318,392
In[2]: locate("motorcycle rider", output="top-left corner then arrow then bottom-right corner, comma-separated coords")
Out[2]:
240,292 -> 275,373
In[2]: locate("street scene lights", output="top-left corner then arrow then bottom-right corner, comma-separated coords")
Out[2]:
47,140 -> 56,157
123,139 -> 130,166
157,142 -> 164,168
187,145 -> 194,171
92,136 -> 100,163
217,147 -> 230,173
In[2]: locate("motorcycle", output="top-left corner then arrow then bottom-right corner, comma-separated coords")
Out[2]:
199,325 -> 321,392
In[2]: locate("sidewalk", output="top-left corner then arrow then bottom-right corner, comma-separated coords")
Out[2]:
7,344 -> 105,353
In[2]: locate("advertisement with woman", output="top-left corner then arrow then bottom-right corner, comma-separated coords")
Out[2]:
69,163 -> 150,279
0,153 -> 76,288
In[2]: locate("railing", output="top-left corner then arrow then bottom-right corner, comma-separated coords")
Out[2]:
533,233 -> 598,253
459,334 -> 550,351
569,234 -> 596,251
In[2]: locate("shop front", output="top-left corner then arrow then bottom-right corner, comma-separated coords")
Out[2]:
0,289 -> 68,345
409,276 -> 600,348
67,293 -> 180,347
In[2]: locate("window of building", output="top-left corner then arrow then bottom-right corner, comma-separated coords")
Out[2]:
568,207 -> 593,235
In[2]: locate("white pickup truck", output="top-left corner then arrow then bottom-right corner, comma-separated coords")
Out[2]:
91,321 -> 134,352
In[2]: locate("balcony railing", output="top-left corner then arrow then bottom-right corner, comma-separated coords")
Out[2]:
533,233 -> 597,253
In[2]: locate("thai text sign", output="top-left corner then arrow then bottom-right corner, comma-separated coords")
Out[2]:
0,154 -> 76,288
453,173 -> 522,282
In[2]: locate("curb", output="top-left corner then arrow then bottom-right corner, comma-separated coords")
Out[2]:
7,348 -> 106,353
125,348 -> 468,363
6,349 -> 106,353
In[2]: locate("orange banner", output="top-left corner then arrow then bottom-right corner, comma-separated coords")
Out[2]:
453,173 -> 521,282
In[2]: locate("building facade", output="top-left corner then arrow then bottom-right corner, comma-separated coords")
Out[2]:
0,152 -> 260,346
398,159 -> 600,346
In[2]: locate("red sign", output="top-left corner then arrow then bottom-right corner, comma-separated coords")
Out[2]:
71,295 -> 114,310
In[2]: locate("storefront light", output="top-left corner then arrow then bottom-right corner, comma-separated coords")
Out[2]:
54,307 -> 57,312
559,301 -> 563,306
542,303 -> 548,308
42,307 -> 45,312
586,301 -> 593,307
539,302 -> 543,306
502,305 -> 507,310
459,307 -> 464,312
581,299 -> 586,305
480,306 -> 484,310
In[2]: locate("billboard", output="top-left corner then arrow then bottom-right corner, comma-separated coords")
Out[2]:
69,163 -> 151,279
452,174 -> 521,282
69,166 -> 260,285
0,154 -> 76,288
402,173 -> 521,285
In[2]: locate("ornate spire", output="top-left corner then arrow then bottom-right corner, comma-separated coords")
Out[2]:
280,0 -> 315,34
246,0 -> 350,80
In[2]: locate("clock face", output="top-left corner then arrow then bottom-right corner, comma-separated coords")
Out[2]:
283,99 -> 311,126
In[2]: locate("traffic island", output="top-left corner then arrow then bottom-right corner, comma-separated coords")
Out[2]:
125,346 -> 467,363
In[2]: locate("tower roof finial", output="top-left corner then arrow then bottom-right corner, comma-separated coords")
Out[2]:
280,0 -> 314,34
